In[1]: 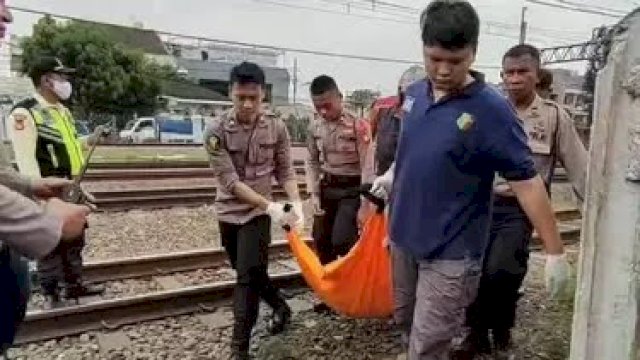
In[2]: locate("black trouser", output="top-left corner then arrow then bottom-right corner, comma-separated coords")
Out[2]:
313,174 -> 361,265
219,215 -> 287,352
466,196 -> 533,342
37,231 -> 86,295
0,246 -> 30,355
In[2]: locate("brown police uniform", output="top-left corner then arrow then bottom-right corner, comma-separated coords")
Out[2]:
204,109 -> 294,355
466,94 -> 587,350
306,111 -> 372,264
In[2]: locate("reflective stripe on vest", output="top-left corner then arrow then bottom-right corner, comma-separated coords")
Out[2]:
31,106 -> 84,176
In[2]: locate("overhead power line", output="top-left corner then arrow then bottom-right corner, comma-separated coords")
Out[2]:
258,0 -> 582,44
524,0 -> 626,18
8,5 -> 501,69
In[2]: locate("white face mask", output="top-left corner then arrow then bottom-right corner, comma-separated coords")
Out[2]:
52,79 -> 72,100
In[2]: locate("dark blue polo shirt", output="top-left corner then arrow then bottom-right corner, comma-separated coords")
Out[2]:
389,74 -> 536,260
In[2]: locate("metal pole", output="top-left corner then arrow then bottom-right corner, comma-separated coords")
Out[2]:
293,57 -> 298,104
519,6 -> 528,44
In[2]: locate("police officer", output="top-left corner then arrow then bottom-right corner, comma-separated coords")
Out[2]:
7,56 -> 105,308
463,44 -> 587,359
204,61 -> 304,360
306,75 -> 372,264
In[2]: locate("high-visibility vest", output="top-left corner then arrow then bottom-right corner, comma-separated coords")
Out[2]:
12,97 -> 84,177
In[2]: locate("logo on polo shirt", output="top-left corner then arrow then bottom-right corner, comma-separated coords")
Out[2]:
456,112 -> 475,132
402,96 -> 415,113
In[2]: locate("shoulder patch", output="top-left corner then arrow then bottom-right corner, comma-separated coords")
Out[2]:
205,134 -> 221,153
13,114 -> 27,131
402,96 -> 415,113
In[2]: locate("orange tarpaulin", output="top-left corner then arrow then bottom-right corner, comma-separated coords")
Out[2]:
285,212 -> 393,318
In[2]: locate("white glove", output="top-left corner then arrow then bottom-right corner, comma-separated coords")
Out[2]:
266,202 -> 300,229
292,201 -> 305,231
544,253 -> 571,299
370,168 -> 394,201
266,202 -> 287,225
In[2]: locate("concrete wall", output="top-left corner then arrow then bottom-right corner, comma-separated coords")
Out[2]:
175,58 -> 290,105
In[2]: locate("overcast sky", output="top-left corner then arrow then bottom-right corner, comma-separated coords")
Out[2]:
5,0 -> 635,103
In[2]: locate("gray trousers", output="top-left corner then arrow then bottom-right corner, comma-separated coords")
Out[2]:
391,243 -> 481,360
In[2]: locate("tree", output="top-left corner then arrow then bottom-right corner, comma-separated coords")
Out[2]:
347,89 -> 381,116
20,16 -> 174,127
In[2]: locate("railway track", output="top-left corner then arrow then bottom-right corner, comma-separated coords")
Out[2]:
85,162 -> 307,181
91,183 -> 309,211
16,209 -> 581,344
86,162 -> 568,182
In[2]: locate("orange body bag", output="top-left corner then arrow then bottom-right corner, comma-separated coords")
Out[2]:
285,212 -> 393,318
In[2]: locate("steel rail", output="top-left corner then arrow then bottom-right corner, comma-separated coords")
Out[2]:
82,239 -> 309,283
16,271 -> 305,345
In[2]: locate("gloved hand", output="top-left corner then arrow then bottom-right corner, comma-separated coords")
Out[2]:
544,253 -> 571,299
266,202 -> 299,228
292,201 -> 305,231
370,169 -> 394,201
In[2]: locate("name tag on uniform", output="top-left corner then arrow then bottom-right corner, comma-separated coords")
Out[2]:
402,96 -> 415,113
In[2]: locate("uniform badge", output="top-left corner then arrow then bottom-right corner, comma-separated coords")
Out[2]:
13,114 -> 26,131
205,134 -> 220,153
402,96 -> 415,113
456,112 -> 475,132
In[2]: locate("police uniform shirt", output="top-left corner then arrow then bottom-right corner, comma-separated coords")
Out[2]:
493,94 -> 587,200
305,111 -> 372,195
204,109 -> 295,225
0,185 -> 62,260
8,93 -> 84,179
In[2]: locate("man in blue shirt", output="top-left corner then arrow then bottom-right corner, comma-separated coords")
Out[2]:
370,1 -> 570,358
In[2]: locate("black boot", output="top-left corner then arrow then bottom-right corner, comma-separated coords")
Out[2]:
493,329 -> 514,360
64,283 -> 105,302
268,301 -> 291,335
43,291 -> 63,310
450,328 -> 490,360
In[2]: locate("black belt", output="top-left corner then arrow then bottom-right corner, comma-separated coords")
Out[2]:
322,173 -> 361,187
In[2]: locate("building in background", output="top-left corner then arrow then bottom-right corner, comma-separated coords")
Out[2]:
165,38 -> 291,105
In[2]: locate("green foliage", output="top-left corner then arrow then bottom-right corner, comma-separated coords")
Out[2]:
347,89 -> 381,116
20,16 -> 175,124
283,113 -> 310,143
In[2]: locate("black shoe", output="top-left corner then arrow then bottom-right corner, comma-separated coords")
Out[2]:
268,303 -> 292,335
450,329 -> 491,360
64,283 -> 105,300
312,302 -> 334,314
43,292 -> 64,310
492,329 -> 512,351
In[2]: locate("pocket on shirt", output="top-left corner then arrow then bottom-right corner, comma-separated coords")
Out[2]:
256,139 -> 277,164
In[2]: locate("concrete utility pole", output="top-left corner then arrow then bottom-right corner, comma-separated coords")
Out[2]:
569,9 -> 640,360
519,6 -> 527,44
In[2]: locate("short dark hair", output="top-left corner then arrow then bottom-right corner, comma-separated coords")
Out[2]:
310,75 -> 339,96
421,0 -> 480,50
229,61 -> 265,86
537,68 -> 553,89
503,44 -> 541,67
